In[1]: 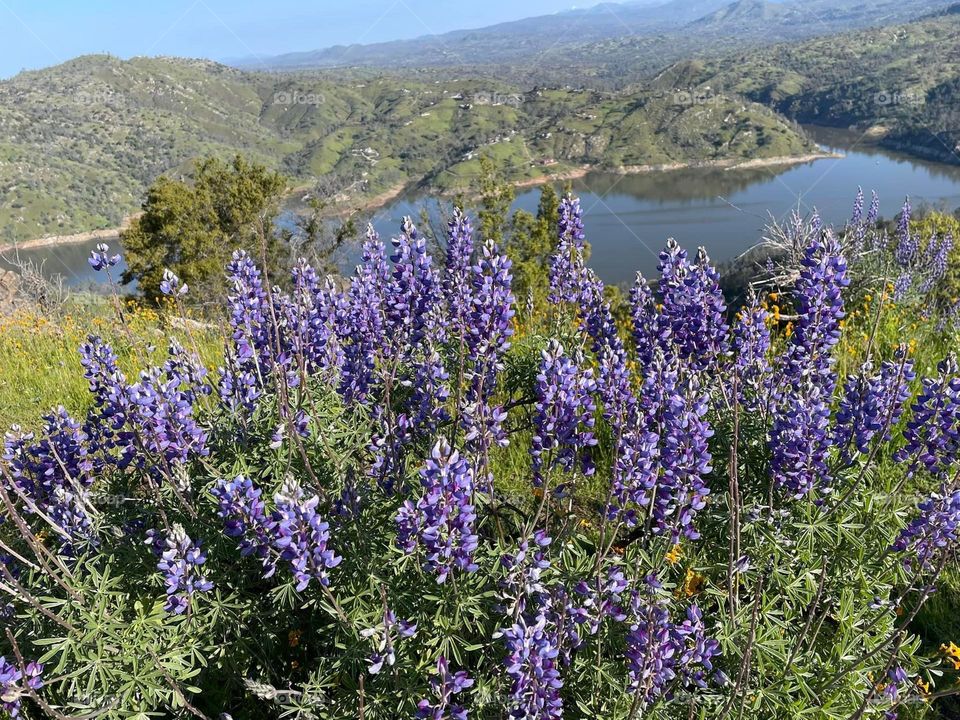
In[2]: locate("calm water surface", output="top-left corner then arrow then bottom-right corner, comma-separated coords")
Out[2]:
11,126 -> 960,289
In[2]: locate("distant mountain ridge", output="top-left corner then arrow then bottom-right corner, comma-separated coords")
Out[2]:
233,0 -> 952,72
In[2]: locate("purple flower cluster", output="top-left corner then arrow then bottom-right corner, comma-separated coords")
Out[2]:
416,656 -> 473,720
214,475 -> 341,589
396,440 -> 479,583
80,335 -> 208,474
897,355 -> 960,478
211,475 -> 275,577
88,242 -> 120,272
338,228 -> 389,405
835,348 -> 914,463
160,269 -> 188,297
153,525 -> 213,615
0,656 -> 43,717
892,487 -> 960,571
271,477 -> 342,590
531,341 -> 598,488
624,576 -> 719,708
732,291 -> 772,411
445,208 -> 475,335
387,217 -> 444,354
656,243 -> 729,371
631,273 -> 659,373
895,198 -> 917,267
655,375 -> 713,541
2,408 -> 96,554
771,230 -> 849,498
548,195 -> 587,305
362,608 -> 418,674
498,614 -> 564,720
462,240 -> 515,465
501,530 -> 553,617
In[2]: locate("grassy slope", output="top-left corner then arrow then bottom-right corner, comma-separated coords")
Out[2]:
0,56 -> 814,243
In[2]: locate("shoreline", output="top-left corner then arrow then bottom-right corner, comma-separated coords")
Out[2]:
0,151 -> 838,254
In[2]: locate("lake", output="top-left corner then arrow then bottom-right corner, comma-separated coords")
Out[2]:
9,126 -> 960,289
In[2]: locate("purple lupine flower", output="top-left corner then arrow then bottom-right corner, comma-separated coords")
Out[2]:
270,477 -> 342,591
80,334 -> 135,465
286,261 -> 342,376
548,194 -> 587,305
127,363 -> 208,469
851,187 -> 864,227
530,341 -> 598,488
226,251 -> 273,371
771,231 -> 848,497
462,240 -> 515,478
732,290 -> 771,411
867,191 -> 880,226
88,242 -> 120,272
416,656 -> 473,720
834,347 -> 914,463
573,566 -> 630,635
160,269 -> 188,297
625,577 -> 720,708
445,207 -> 475,335
662,246 -> 729,371
631,273 -> 660,372
0,656 -> 43,717
164,340 -> 211,405
625,583 -> 676,708
896,355 -> 960,478
579,269 -> 634,425
884,666 -> 908,703
338,227 -> 389,405
771,378 -> 833,499
497,614 -> 564,720
893,272 -> 913,301
501,530 -> 552,617
217,353 -> 261,416
407,344 -> 451,434
895,198 -> 917,267
362,608 -> 418,675
850,187 -> 869,255
780,231 -> 849,385
155,525 -> 213,615
211,475 -> 275,577
920,234 -> 954,295
608,424 -> 659,527
891,487 -> 960,571
2,409 -> 97,554
387,217 -> 444,354
396,440 -> 479,583
654,375 -> 712,541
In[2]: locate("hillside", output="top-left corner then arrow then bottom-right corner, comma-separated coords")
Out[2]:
0,55 -> 814,244
661,7 -> 960,163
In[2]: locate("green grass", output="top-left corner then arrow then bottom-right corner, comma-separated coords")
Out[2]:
0,296 -> 224,430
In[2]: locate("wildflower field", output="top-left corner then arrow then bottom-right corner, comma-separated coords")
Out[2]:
1,193 -> 960,719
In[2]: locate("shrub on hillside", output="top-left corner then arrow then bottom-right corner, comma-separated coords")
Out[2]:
2,196 -> 960,719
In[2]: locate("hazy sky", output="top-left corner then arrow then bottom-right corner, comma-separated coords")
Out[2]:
0,0 -> 593,77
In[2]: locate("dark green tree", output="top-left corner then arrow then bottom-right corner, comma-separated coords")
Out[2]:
121,155 -> 287,304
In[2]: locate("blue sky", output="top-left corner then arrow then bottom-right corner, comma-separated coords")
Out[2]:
0,0 -> 592,77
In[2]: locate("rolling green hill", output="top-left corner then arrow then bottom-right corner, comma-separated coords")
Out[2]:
659,6 -> 960,163
0,55 -> 814,243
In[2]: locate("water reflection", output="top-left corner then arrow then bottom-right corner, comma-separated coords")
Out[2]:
8,126 -> 960,289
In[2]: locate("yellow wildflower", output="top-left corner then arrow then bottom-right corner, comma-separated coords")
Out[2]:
680,568 -> 706,597
665,545 -> 682,565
